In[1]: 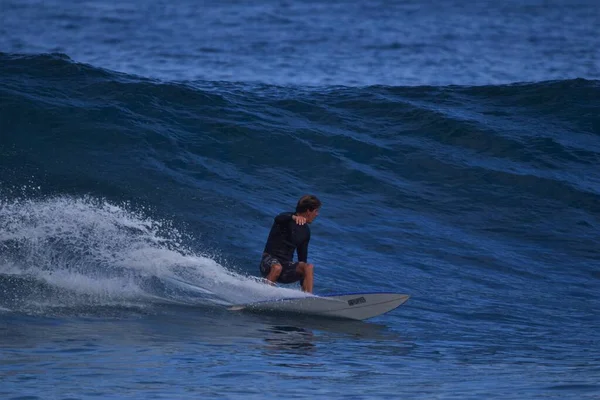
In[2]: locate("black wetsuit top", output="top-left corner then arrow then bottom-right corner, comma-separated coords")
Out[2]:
263,212 -> 310,264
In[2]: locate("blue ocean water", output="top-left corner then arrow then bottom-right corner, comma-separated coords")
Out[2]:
1,0 -> 599,399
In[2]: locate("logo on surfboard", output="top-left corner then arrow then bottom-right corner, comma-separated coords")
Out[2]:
347,296 -> 367,306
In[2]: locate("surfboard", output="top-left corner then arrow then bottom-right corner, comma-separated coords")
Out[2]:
229,292 -> 409,320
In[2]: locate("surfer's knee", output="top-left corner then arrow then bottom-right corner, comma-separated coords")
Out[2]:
270,264 -> 282,275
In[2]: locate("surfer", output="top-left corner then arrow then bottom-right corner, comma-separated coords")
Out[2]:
260,194 -> 321,293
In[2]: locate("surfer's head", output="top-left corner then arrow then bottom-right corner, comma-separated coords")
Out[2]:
296,194 -> 321,223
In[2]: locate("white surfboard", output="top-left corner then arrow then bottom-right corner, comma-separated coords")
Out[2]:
229,292 -> 409,320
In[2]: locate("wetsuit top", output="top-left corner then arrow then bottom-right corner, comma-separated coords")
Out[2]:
263,212 -> 310,264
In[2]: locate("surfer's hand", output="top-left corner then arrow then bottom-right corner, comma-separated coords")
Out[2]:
293,215 -> 307,225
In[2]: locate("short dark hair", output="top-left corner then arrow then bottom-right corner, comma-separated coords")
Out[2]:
296,195 -> 321,213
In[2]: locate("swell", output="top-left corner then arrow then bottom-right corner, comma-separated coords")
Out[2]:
2,53 -> 599,217
1,52 -> 599,300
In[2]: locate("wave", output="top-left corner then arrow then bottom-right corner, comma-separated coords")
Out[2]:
2,53 -> 598,216
1,52 -> 599,315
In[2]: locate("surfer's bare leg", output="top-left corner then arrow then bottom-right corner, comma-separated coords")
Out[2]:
265,263 -> 282,284
296,262 -> 314,293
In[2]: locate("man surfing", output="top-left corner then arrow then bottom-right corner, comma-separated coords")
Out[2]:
259,194 -> 321,293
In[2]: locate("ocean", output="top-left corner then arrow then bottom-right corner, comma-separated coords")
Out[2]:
1,0 -> 599,399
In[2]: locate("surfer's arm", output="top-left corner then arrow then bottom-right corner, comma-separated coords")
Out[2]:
274,212 -> 305,225
297,239 -> 309,263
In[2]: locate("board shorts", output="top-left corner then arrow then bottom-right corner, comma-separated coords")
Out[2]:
259,253 -> 303,284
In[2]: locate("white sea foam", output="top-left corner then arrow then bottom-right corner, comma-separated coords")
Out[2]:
0,194 -> 309,311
